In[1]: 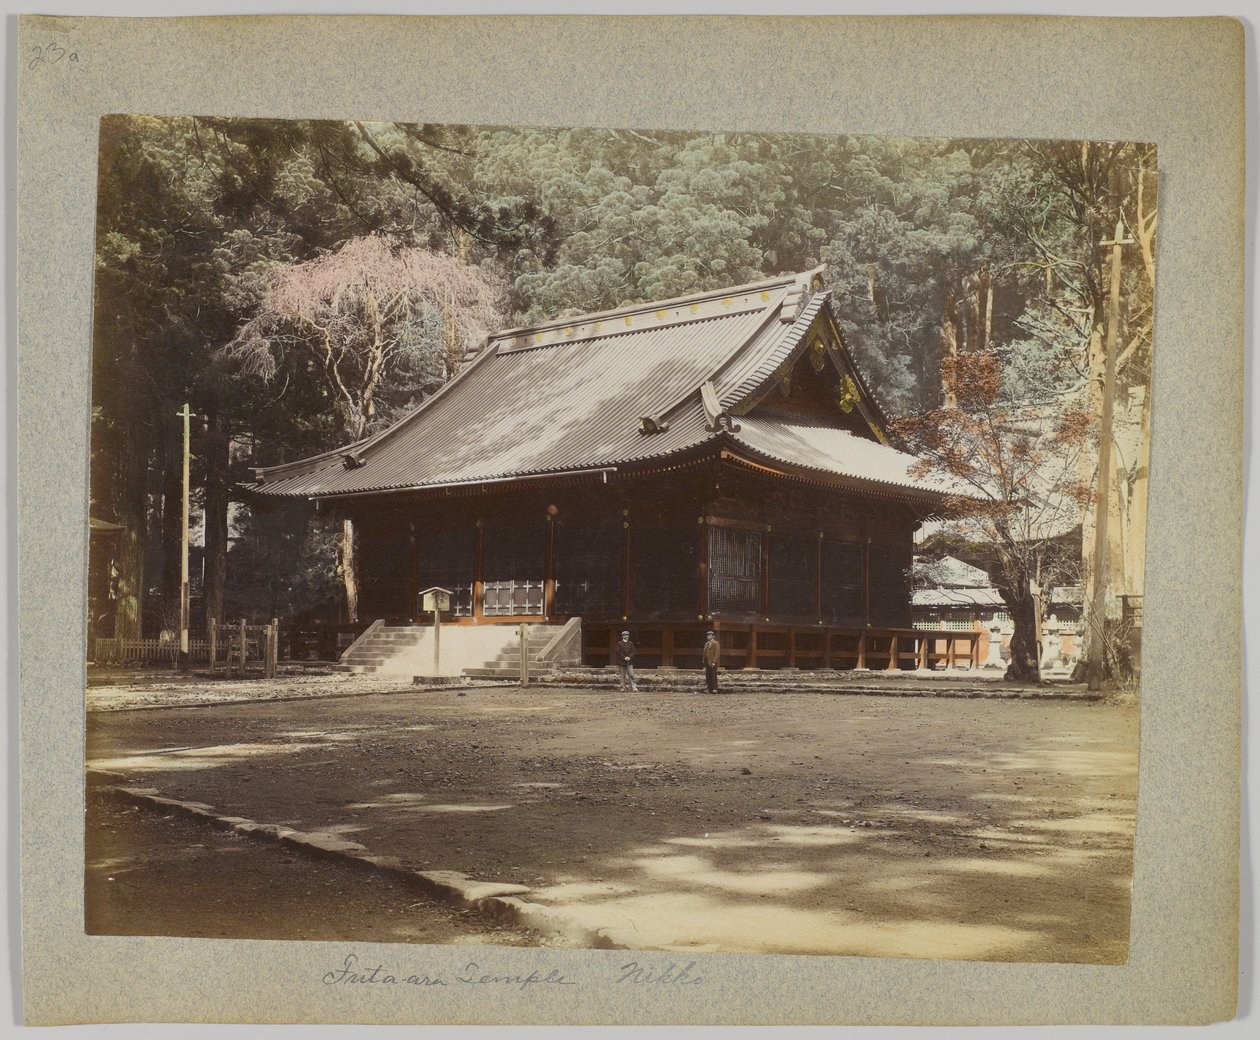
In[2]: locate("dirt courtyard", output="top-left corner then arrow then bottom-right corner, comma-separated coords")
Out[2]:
86,685 -> 1138,963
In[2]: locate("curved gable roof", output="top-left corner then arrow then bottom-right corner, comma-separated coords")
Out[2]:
251,268 -> 948,506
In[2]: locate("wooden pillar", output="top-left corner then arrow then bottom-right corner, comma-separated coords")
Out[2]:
822,628 -> 832,669
208,617 -> 218,673
621,510 -> 632,622
917,634 -> 928,670
238,617 -> 247,673
473,519 -> 485,622
856,630 -> 866,669
266,617 -> 278,679
748,627 -> 759,669
759,524 -> 771,619
816,531 -> 824,622
407,523 -> 418,622
863,536 -> 872,625
697,516 -> 709,620
886,633 -> 898,671
946,636 -> 957,670
543,512 -> 556,620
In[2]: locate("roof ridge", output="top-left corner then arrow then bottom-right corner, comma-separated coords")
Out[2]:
490,266 -> 824,343
496,307 -> 756,357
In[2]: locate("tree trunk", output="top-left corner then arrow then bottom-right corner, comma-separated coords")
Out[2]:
998,578 -> 1042,683
159,435 -> 182,630
1125,385 -> 1151,598
969,283 -> 982,352
112,524 -> 144,641
866,263 -> 887,323
202,417 -> 230,636
1078,321 -> 1106,672
341,515 -> 360,622
982,275 -> 993,353
110,420 -> 148,640
941,286 -> 958,408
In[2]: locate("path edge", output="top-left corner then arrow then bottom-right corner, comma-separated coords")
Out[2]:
90,775 -> 625,952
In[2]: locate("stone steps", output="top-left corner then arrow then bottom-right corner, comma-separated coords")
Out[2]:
335,622 -> 569,678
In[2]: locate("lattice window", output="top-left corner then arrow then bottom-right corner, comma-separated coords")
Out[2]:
708,525 -> 762,613
915,616 -> 978,632
482,577 -> 545,617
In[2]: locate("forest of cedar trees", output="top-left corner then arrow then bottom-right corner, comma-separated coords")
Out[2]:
89,118 -> 1155,682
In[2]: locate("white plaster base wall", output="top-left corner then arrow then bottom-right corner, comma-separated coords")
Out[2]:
372,624 -> 527,678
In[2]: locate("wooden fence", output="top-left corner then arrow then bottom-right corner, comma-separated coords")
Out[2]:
206,618 -> 279,677
93,637 -> 210,667
93,617 -> 281,678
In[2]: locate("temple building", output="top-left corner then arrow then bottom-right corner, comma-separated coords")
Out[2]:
252,267 -> 960,673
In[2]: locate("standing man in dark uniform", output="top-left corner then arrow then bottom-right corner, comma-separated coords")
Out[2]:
616,630 -> 638,692
702,630 -> 721,694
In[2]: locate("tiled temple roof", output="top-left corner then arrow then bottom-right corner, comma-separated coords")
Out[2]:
251,268 -> 948,506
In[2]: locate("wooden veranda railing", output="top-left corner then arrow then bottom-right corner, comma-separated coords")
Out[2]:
582,622 -> 985,671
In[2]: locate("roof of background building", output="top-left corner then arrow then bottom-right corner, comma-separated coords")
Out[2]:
913,554 -> 991,588
251,269 -> 952,505
912,585 -> 1084,609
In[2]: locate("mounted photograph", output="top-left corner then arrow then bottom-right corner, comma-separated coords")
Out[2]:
84,117 -> 1155,964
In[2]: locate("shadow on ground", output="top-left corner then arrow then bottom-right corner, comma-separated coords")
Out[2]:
86,687 -> 1137,962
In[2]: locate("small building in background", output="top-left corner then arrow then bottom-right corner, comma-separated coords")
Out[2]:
912,554 -> 1084,673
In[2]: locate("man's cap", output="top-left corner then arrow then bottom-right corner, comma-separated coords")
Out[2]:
621,630 -> 630,637
706,630 -> 715,637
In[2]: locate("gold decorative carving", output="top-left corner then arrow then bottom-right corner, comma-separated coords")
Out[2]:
837,374 -> 861,413
809,337 -> 826,373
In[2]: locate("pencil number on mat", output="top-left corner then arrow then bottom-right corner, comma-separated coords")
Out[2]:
29,40 -> 81,71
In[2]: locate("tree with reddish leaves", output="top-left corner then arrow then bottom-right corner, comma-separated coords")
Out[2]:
224,235 -> 505,620
892,351 -> 1093,683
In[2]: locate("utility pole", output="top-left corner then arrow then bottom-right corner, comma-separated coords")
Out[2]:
1086,221 -> 1132,691
178,402 -> 192,671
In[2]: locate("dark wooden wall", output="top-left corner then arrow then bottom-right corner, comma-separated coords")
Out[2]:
346,460 -> 918,630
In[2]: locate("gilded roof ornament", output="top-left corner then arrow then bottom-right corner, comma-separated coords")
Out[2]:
837,374 -> 861,413
809,336 -> 827,373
